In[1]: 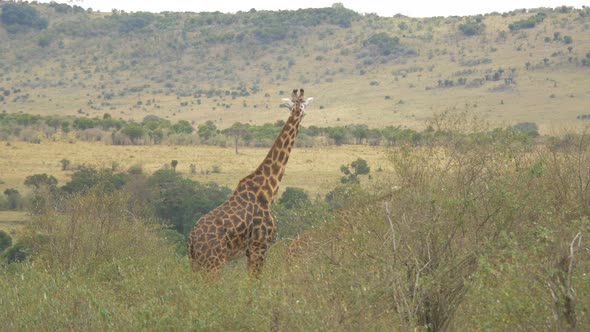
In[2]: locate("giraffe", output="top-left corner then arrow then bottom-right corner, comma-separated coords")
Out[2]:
187,88 -> 313,278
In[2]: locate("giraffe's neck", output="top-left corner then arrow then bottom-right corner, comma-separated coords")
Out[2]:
234,114 -> 303,207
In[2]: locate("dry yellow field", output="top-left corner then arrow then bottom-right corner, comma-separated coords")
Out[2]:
0,140 -> 393,196
0,211 -> 28,238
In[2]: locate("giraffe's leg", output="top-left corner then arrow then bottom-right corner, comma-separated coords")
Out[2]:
246,244 -> 269,278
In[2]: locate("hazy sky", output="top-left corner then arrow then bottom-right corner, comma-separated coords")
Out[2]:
40,0 -> 589,17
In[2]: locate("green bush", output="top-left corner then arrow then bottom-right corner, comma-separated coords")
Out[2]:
61,166 -> 127,194
2,241 -> 28,263
340,158 -> 370,184
116,12 -> 156,33
197,120 -> 217,140
148,169 -> 231,235
277,187 -> 310,209
0,2 -> 49,32
24,173 -> 58,190
364,32 -> 400,56
24,186 -> 166,272
2,188 -> 23,210
509,13 -> 546,31
121,124 -> 146,143
0,230 -> 12,252
459,21 -> 485,36
171,120 -> 194,135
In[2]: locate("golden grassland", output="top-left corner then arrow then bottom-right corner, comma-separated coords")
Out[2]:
0,140 -> 393,195
0,139 -> 392,240
0,210 -> 28,236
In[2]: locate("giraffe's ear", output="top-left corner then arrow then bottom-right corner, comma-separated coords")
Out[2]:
304,97 -> 314,106
280,98 -> 294,110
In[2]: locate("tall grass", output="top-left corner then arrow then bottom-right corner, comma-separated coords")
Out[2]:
1,121 -> 589,330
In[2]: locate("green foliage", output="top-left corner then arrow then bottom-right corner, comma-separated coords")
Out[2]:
197,120 -> 217,140
459,21 -> 485,36
0,230 -> 12,252
364,32 -> 401,56
340,158 -> 370,184
509,13 -> 546,31
222,122 -> 252,153
25,185 -> 166,272
272,197 -> 330,240
277,187 -> 310,209
188,6 -> 359,45
24,173 -> 58,190
121,123 -> 146,143
72,117 -> 98,130
49,2 -> 82,14
2,188 -> 22,210
61,166 -> 127,194
0,2 -> 49,32
171,120 -> 194,135
512,121 -> 539,137
0,110 -> 542,149
147,170 -> 231,235
114,12 -> 156,33
37,33 -> 52,47
326,127 -> 348,145
324,183 -> 366,210
2,240 -> 28,263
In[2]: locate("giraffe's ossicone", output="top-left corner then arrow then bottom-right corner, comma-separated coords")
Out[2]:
187,88 -> 313,278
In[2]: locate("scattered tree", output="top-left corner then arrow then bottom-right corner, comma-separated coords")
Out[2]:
24,173 -> 58,190
340,158 -> 370,184
60,159 -> 71,171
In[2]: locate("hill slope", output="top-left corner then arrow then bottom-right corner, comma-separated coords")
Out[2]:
1,2 -> 590,132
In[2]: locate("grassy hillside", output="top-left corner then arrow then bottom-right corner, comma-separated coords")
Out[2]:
1,2 -> 589,132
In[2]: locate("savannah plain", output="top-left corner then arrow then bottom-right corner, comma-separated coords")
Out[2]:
1,2 -> 590,331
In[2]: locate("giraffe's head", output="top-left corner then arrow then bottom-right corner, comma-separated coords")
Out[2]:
281,88 -> 313,118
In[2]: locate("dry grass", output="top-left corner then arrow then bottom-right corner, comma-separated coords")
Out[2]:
0,211 -> 28,237
0,140 -> 392,195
